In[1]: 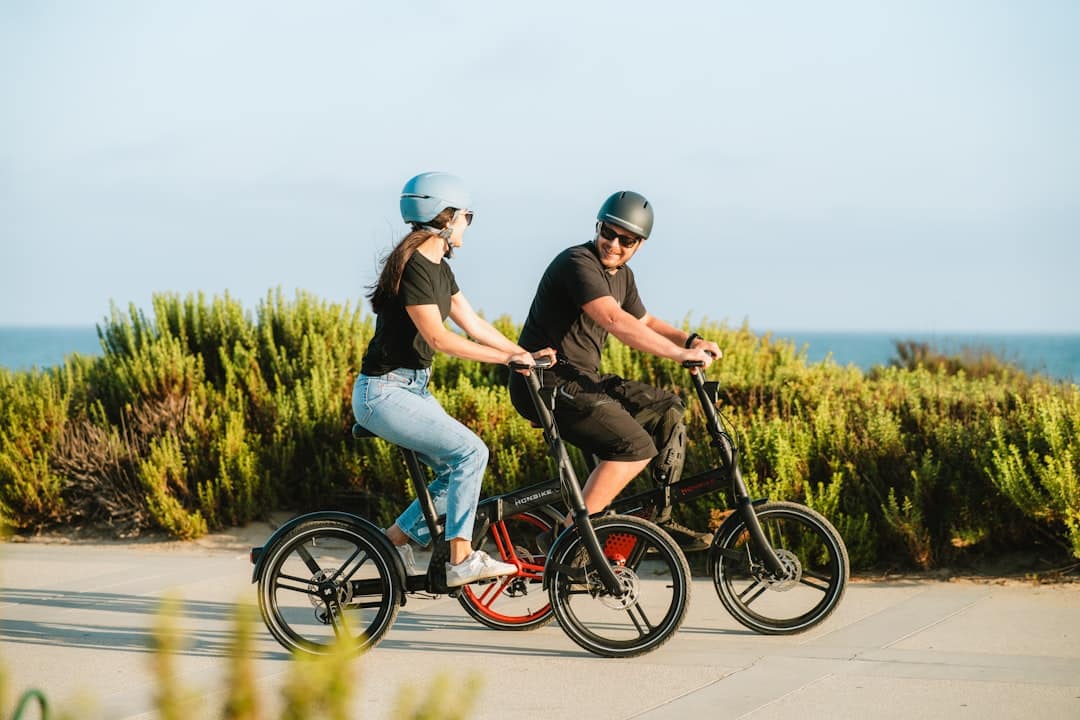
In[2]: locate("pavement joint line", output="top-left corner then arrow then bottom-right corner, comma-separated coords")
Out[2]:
733,671 -> 840,720
627,655 -> 766,719
804,583 -> 993,651
879,591 -> 989,650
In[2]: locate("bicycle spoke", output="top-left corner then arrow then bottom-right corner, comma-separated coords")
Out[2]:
799,573 -> 831,593
475,577 -> 512,608
738,579 -> 768,606
333,547 -> 370,584
625,603 -> 655,636
295,543 -> 322,575
274,578 -> 320,597
328,602 -> 350,640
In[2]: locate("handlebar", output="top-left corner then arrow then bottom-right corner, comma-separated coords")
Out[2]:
509,356 -> 554,371
681,349 -> 718,369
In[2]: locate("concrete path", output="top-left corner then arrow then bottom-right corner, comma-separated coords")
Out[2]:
1,524 -> 1078,719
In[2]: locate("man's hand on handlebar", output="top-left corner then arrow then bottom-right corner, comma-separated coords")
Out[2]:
679,346 -> 718,374
689,335 -> 723,360
508,347 -> 557,375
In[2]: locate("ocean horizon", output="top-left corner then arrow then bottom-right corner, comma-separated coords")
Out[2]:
1,325 -> 1078,383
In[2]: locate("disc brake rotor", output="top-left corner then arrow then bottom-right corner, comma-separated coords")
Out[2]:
599,565 -> 641,610
759,549 -> 801,592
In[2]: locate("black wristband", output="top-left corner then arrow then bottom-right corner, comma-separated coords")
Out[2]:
684,332 -> 701,349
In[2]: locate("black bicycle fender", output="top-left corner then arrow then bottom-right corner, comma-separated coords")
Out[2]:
541,525 -> 581,591
250,511 -> 406,589
707,498 -> 770,561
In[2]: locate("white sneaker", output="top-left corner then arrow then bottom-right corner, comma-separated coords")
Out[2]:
395,543 -> 419,576
445,550 -> 517,587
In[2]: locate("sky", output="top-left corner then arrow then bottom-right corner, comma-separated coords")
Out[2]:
2,1 -> 1078,333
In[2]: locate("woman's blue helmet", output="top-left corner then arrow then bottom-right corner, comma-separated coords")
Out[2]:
400,172 -> 471,225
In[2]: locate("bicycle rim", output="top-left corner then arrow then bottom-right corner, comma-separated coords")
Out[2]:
458,512 -> 555,630
257,520 -> 400,654
548,515 -> 690,658
711,501 -> 848,634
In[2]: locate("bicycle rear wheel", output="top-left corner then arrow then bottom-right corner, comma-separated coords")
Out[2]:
548,515 -> 691,658
257,519 -> 401,654
710,501 -> 848,634
458,511 -> 556,631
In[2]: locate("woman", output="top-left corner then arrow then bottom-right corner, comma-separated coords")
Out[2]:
353,172 -> 553,587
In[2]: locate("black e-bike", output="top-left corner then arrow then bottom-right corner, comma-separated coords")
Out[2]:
250,357 -> 691,658
456,359 -> 850,636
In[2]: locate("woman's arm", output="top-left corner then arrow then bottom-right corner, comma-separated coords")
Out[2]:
449,293 -> 524,355
406,303 -> 521,365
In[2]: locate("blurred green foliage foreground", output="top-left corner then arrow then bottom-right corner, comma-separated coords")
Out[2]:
1,291 -> 1077,571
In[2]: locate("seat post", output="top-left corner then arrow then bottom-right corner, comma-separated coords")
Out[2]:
400,447 -> 443,540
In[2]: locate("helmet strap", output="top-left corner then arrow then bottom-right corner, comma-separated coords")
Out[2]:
420,224 -> 454,258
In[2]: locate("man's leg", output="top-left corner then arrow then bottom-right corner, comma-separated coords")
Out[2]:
579,458 -> 652,519
607,377 -> 713,551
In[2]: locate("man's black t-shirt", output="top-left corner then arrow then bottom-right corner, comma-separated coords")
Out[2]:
360,252 -> 459,376
518,242 -> 646,373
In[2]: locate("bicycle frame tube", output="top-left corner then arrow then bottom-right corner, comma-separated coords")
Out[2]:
523,369 -> 625,596
687,368 -> 787,576
401,446 -> 444,542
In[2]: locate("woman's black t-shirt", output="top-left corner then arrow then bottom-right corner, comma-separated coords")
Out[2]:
517,242 -> 646,373
360,252 -> 459,376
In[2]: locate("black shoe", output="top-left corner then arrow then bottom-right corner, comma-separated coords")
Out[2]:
658,518 -> 713,552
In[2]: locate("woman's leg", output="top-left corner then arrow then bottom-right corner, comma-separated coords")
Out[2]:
353,370 -> 487,558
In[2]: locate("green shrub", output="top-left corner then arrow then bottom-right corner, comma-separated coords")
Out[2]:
1,291 -> 1077,570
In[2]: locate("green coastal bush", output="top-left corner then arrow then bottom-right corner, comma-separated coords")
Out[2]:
1,290 -> 1078,570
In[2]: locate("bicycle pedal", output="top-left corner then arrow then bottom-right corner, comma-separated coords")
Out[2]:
408,591 -> 440,600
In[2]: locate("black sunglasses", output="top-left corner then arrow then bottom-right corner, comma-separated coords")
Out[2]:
455,209 -> 474,226
598,223 -> 642,248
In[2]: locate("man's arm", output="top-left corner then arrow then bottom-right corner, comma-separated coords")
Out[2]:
641,313 -> 723,358
582,296 -> 709,364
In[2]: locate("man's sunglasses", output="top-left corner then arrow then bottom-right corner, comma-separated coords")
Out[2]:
598,223 -> 642,248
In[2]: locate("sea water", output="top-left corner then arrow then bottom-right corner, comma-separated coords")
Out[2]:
1,326 -> 1078,382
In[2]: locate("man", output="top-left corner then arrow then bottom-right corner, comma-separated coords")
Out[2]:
509,190 -> 721,549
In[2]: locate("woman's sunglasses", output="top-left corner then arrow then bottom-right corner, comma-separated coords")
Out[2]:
598,223 -> 642,248
455,209 -> 474,226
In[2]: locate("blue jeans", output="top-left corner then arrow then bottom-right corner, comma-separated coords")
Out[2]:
351,368 -> 488,546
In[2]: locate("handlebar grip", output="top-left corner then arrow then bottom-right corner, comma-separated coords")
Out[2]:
682,350 -> 718,368
509,356 -> 554,371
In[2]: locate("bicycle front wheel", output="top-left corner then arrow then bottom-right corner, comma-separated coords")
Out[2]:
711,501 -> 848,634
548,515 -> 691,658
257,519 -> 402,655
458,511 -> 556,631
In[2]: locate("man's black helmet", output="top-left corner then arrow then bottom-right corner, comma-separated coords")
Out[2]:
597,190 -> 653,239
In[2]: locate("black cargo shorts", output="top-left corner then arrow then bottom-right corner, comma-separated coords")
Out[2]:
509,368 -> 678,463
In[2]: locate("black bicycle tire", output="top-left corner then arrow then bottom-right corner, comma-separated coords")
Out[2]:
710,501 -> 848,634
257,519 -> 401,655
548,514 -> 691,658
